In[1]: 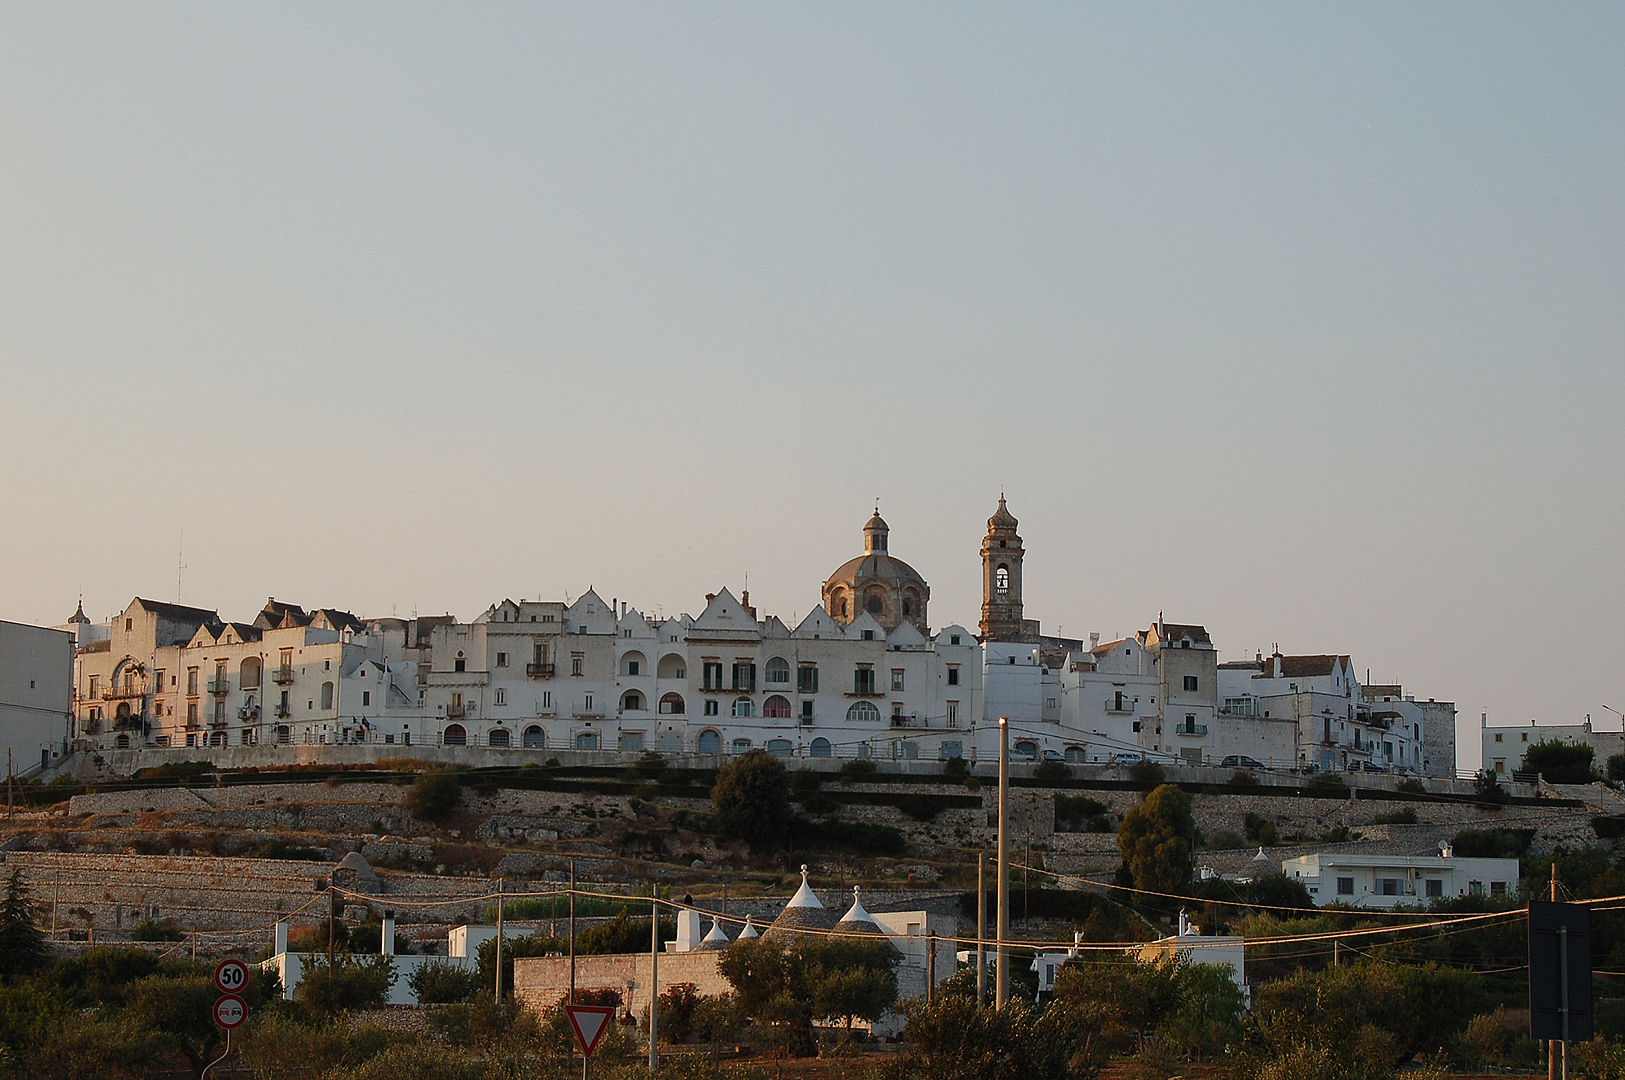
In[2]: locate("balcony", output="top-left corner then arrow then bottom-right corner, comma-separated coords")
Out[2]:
890,714 -> 926,729
526,663 -> 556,679
209,717 -> 229,729
238,705 -> 260,721
273,705 -> 291,719
445,704 -> 466,720
271,666 -> 295,685
102,685 -> 145,701
208,678 -> 231,696
1174,723 -> 1208,737
1104,699 -> 1136,714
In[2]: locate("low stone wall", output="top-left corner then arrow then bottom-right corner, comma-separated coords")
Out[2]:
515,951 -> 729,1021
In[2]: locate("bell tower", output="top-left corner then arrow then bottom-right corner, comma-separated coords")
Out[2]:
980,496 -> 1028,642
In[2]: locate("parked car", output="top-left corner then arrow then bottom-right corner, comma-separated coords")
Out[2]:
1221,755 -> 1264,769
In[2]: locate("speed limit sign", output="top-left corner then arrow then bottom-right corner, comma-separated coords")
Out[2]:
214,959 -> 249,995
213,994 -> 247,1029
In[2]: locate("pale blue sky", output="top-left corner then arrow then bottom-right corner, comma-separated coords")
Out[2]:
3,5 -> 1621,764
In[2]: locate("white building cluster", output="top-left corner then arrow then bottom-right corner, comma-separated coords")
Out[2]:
61,501 -> 1457,776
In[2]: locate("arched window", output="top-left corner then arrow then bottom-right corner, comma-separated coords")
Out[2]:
115,733 -> 130,749
657,654 -> 686,680
523,725 -> 545,749
764,657 -> 790,686
621,690 -> 645,712
732,738 -> 752,753
766,738 -> 793,756
762,695 -> 791,719
732,697 -> 754,718
846,701 -> 880,723
619,651 -> 647,677
209,731 -> 226,747
697,729 -> 722,754
809,737 -> 832,758
575,731 -> 600,750
321,681 -> 335,710
1065,745 -> 1087,763
489,727 -> 511,748
443,724 -> 467,746
659,692 -> 685,715
240,656 -> 262,689
995,566 -> 1010,595
1014,740 -> 1038,761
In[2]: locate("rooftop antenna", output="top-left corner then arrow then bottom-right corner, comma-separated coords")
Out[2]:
176,531 -> 186,603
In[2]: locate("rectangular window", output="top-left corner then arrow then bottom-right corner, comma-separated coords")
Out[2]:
626,659 -> 640,676
801,700 -> 814,720
584,693 -> 594,712
892,669 -> 905,691
798,664 -> 819,694
89,676 -> 98,697
1336,877 -> 1355,896
1494,733 -> 1503,742
947,665 -> 960,686
454,658 -> 466,673
1469,881 -> 1484,896
187,668 -> 199,695
1380,879 -> 1400,896
571,653 -> 584,677
494,688 -> 506,706
541,691 -> 552,709
1047,698 -> 1058,709
1426,879 -> 1443,898
362,691 -> 371,707
854,667 -> 875,695
496,652 -> 508,668
947,701 -> 959,727
731,662 -> 757,692
1490,881 -> 1508,897
214,701 -> 225,722
1132,721 -> 1141,732
950,634 -> 961,645
187,701 -> 198,724
1183,675 -> 1198,692
891,702 -> 904,721
703,661 -> 724,690
704,699 -> 719,716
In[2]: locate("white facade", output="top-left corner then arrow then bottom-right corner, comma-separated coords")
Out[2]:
1480,713 -> 1622,777
1279,849 -> 1521,908
0,620 -> 74,775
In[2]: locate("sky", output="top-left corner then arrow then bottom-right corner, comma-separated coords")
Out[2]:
2,4 -> 1621,770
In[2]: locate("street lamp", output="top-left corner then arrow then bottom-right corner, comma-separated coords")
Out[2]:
996,715 -> 1009,1008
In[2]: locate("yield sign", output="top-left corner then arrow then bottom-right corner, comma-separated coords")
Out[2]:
564,1004 -> 616,1057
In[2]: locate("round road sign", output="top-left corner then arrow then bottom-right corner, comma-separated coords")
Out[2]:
214,959 -> 249,995
213,994 -> 247,1029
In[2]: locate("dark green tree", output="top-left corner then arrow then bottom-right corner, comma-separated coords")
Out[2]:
1117,784 -> 1197,895
710,750 -> 791,849
1522,740 -> 1596,784
403,768 -> 463,822
0,869 -> 45,977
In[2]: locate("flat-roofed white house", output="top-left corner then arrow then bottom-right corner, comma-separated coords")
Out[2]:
1279,845 -> 1520,908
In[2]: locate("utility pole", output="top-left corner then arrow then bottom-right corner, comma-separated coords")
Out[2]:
569,860 -> 577,1005
996,716 -> 1009,1008
327,882 -> 336,970
650,894 -> 660,1071
926,933 -> 936,1004
976,853 -> 986,1006
1550,862 -> 1560,1080
494,878 -> 504,1003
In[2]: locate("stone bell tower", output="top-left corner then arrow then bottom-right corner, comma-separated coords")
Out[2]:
980,496 -> 1028,642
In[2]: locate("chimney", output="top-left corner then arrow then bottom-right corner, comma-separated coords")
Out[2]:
1089,633 -> 1100,649
381,911 -> 396,956
705,594 -> 715,605
274,920 -> 289,956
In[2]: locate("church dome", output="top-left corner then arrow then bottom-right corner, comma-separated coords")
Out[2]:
988,496 -> 1018,532
822,510 -> 930,633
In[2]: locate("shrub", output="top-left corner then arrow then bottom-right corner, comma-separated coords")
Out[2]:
403,769 -> 462,823
1451,827 -> 1536,859
1206,828 -> 1245,850
1372,808 -> 1418,826
1128,760 -> 1166,784
789,769 -> 823,802
838,759 -> 878,783
942,756 -> 971,782
1397,777 -> 1426,794
406,959 -> 482,1004
1229,770 -> 1259,786
1473,769 -> 1510,805
1034,759 -> 1072,783
1310,772 -> 1348,791
1522,739 -> 1596,784
1056,795 -> 1109,833
1243,812 -> 1278,846
128,919 -> 184,943
298,954 -> 395,1016
792,818 -> 907,857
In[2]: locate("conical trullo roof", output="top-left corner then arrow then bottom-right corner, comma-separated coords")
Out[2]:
835,886 -> 898,951
694,914 -> 731,952
736,915 -> 759,940
766,865 -> 835,939
1236,846 -> 1276,882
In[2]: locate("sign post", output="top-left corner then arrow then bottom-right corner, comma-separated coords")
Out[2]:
565,1004 -> 615,1080
1531,900 -> 1593,1080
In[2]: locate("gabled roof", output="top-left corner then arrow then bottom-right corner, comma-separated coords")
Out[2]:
759,616 -> 791,639
689,589 -> 761,636
792,607 -> 841,639
1270,654 -> 1351,678
311,609 -> 362,633
1146,621 -> 1212,647
1091,637 -> 1128,657
886,620 -> 927,648
133,597 -> 219,624
844,611 -> 886,640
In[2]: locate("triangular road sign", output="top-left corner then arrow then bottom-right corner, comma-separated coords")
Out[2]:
564,1004 -> 617,1058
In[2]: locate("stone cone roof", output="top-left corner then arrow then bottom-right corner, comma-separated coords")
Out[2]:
736,915 -> 759,940
766,865 -> 835,940
834,886 -> 897,951
1236,846 -> 1276,882
694,914 -> 731,952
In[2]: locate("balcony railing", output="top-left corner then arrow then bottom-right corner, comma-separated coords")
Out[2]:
238,705 -> 260,721
1104,700 -> 1136,714
1175,723 -> 1208,737
445,704 -> 466,719
271,666 -> 295,685
273,705 -> 291,718
526,663 -> 556,679
102,685 -> 145,700
208,678 -> 231,696
890,715 -> 925,729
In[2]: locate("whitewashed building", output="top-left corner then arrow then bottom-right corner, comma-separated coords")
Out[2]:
1279,845 -> 1520,908
0,619 -> 74,774
1481,712 -> 1622,778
